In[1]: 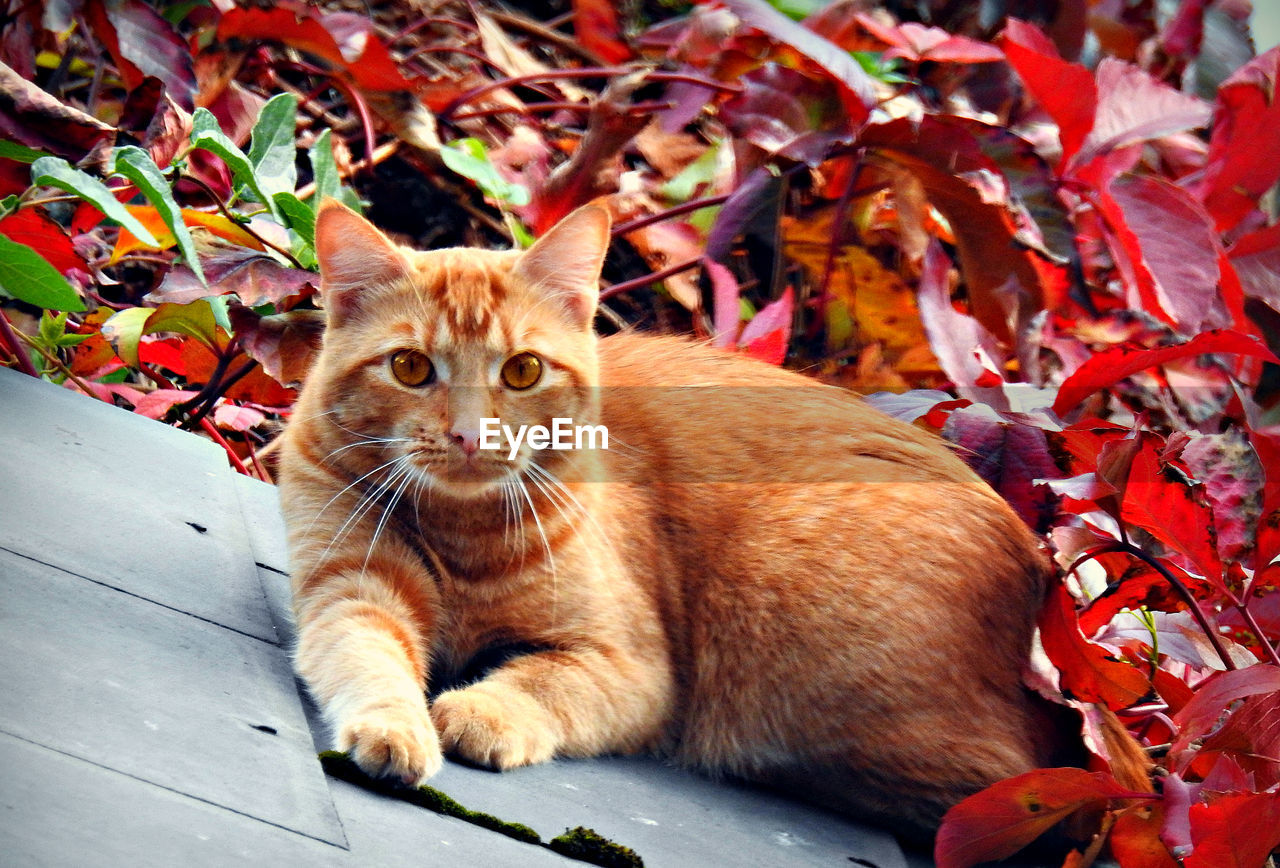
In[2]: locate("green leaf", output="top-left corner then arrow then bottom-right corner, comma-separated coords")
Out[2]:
248,93 -> 298,200
440,138 -> 530,206
103,298 -> 227,368
31,156 -> 161,247
101,306 -> 151,367
0,139 -> 49,164
272,191 -> 315,245
190,108 -> 274,215
0,233 -> 85,311
308,128 -> 341,206
113,145 -> 206,286
763,0 -> 826,20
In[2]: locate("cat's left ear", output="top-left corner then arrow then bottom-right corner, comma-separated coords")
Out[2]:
513,203 -> 611,331
314,199 -> 410,326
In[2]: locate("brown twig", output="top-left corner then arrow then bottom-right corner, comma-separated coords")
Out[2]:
600,257 -> 702,300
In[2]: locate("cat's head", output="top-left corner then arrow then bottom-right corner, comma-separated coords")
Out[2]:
308,201 -> 611,499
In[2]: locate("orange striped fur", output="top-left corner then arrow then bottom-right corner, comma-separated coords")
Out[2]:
278,201 -> 1063,841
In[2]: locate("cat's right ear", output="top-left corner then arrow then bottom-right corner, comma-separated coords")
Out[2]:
314,200 -> 409,326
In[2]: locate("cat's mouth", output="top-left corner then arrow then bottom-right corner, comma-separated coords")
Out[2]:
407,447 -> 520,497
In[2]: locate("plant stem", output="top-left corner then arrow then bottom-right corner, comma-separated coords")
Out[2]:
1070,541 -> 1237,671
599,256 -> 702,300
198,416 -> 252,476
179,173 -> 307,270
1234,602 -> 1280,667
612,195 -> 730,236
13,329 -> 97,395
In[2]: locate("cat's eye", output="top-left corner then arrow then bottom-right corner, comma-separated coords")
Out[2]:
500,352 -> 543,390
390,350 -> 435,387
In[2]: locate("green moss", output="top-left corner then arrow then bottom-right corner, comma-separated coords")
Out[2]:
317,751 -> 541,845
548,826 -> 644,868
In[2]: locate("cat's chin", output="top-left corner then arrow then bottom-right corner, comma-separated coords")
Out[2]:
419,464 -> 514,501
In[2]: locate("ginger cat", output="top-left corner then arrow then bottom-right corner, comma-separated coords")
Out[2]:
278,200 -> 1064,841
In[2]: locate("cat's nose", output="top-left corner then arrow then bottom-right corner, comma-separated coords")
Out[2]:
450,428 -> 481,457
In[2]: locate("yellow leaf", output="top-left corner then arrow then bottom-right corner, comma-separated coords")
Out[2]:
782,211 -> 939,376
109,205 -> 265,263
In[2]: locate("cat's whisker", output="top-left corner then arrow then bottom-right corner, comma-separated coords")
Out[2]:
513,474 -> 556,614
320,456 -> 413,568
363,459 -> 417,578
525,461 -> 618,560
302,454 -> 407,539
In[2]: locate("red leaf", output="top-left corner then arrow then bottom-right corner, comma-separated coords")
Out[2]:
1120,443 -> 1223,582
915,241 -> 1008,408
1039,582 -> 1151,709
215,5 -> 414,93
705,258 -> 740,349
1183,792 -> 1280,868
1195,690 -> 1280,789
1228,223 -> 1280,313
0,208 -> 88,276
855,15 -> 1004,64
571,0 -> 632,64
1111,803 -> 1179,868
998,18 -> 1096,168
1169,666 -> 1280,762
1249,430 -> 1280,580
1198,48 -> 1280,232
1051,330 -> 1280,418
0,64 -> 114,163
132,388 -> 200,419
738,287 -> 793,365
1102,174 -> 1223,333
213,402 -> 266,432
1074,58 -> 1211,170
935,768 -> 1135,868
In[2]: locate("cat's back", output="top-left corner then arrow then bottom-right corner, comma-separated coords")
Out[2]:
595,331 -> 979,486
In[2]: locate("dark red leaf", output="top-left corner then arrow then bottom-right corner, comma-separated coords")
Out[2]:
230,307 -> 326,388
1051,330 -> 1280,418
87,0 -> 197,112
1197,47 -> 1280,233
0,64 -> 114,164
998,18 -> 1096,168
1182,791 -> 1280,868
1039,582 -> 1151,709
719,0 -> 874,126
935,767 -> 1136,868
705,258 -> 740,349
941,405 -> 1059,531
1181,431 -> 1265,566
147,252 -> 316,309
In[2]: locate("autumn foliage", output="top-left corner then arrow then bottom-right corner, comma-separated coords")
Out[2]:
2,1 -> 1280,865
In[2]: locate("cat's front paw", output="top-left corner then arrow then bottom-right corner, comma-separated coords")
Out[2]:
431,683 -> 557,771
337,702 -> 442,786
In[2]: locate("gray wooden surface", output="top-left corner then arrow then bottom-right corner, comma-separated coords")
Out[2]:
0,365 -> 927,867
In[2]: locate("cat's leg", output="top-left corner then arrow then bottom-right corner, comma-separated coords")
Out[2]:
431,643 -> 671,770
294,565 -> 441,784
429,553 -> 673,771
285,471 -> 442,785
